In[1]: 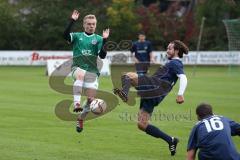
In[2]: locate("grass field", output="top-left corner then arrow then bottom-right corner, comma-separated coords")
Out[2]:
0,66 -> 240,160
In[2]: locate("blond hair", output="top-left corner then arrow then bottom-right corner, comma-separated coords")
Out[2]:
83,14 -> 97,24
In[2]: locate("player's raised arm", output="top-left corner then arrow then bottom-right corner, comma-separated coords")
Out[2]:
71,10 -> 80,21
102,28 -> 110,39
176,74 -> 187,104
99,28 -> 110,59
63,10 -> 80,43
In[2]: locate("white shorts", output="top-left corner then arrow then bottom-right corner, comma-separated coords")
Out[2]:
72,67 -> 99,89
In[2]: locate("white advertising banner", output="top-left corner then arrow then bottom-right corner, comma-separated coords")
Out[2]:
47,59 -> 69,76
0,51 -> 240,66
152,51 -> 240,65
0,51 -> 72,65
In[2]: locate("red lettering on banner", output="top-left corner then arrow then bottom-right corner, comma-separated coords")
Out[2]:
31,52 -> 39,61
31,52 -> 72,63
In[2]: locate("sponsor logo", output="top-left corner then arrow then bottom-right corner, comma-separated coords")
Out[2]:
31,52 -> 72,63
81,50 -> 92,55
91,39 -> 97,45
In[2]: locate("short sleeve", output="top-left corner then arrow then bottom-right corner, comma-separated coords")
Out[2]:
170,61 -> 184,75
226,118 -> 240,136
187,126 -> 198,151
70,32 -> 77,43
147,41 -> 153,53
130,42 -> 136,53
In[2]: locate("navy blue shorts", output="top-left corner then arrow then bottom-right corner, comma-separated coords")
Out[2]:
136,75 -> 172,99
140,96 -> 166,114
136,74 -> 171,114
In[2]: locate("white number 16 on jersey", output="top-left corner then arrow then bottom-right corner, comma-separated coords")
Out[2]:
203,117 -> 224,132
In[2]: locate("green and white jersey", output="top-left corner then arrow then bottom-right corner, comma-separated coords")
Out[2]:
70,32 -> 103,76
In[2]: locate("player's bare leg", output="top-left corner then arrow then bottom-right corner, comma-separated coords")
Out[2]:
137,109 -> 179,156
137,109 -> 150,131
113,72 -> 138,102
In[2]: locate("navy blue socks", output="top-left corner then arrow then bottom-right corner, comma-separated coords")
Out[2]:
145,124 -> 172,144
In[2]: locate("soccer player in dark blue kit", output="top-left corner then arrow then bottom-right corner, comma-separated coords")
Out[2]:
113,40 -> 188,156
187,103 -> 240,160
130,32 -> 155,75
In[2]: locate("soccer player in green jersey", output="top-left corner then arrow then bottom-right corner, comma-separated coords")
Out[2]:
64,10 -> 110,133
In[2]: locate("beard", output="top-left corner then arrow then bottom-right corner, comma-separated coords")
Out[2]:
167,54 -> 173,60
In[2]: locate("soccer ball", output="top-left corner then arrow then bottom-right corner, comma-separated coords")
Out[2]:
90,99 -> 107,115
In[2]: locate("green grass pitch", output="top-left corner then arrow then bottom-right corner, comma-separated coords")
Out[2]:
0,66 -> 239,160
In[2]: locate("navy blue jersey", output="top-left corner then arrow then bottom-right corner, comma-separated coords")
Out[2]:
187,115 -> 240,160
131,40 -> 152,62
153,58 -> 184,86
136,58 -> 184,113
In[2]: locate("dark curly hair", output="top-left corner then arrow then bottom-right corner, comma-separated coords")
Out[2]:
171,40 -> 189,58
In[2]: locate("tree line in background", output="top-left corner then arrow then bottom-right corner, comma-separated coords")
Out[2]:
0,0 -> 239,51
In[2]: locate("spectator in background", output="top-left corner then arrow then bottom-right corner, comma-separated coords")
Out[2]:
130,32 -> 155,75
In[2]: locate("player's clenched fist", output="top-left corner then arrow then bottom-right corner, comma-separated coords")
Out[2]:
176,95 -> 184,104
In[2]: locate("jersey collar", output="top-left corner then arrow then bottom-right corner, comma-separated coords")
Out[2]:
84,32 -> 95,37
172,57 -> 180,60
